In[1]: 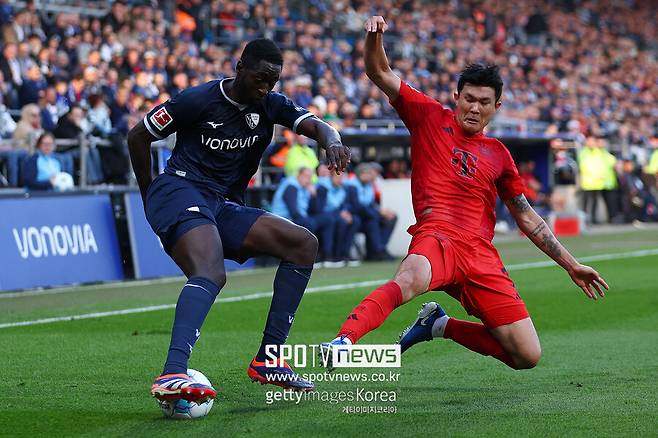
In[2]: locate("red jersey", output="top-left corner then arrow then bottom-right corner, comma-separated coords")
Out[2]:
391,81 -> 524,241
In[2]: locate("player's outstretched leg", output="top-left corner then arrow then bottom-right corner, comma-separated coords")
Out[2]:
397,301 -> 448,353
401,313 -> 541,370
239,214 -> 317,390
320,254 -> 431,369
151,225 -> 224,403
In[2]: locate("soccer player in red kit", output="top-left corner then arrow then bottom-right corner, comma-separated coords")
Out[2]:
321,16 -> 608,370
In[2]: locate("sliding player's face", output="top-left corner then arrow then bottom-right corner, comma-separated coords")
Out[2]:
453,84 -> 501,136
238,59 -> 282,103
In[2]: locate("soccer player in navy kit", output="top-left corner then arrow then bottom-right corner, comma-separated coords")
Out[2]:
127,39 -> 350,403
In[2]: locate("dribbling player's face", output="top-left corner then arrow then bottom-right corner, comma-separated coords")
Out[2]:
453,84 -> 502,136
237,60 -> 282,103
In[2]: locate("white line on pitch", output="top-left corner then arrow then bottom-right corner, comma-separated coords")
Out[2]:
0,265 -> 280,299
1,248 -> 657,330
0,280 -> 384,329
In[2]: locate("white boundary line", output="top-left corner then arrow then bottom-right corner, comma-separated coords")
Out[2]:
0,265 -> 278,300
1,248 -> 657,330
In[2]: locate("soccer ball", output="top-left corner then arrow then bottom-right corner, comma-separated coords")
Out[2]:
159,369 -> 215,419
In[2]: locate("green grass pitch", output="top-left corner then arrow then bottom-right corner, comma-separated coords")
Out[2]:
1,229 -> 657,437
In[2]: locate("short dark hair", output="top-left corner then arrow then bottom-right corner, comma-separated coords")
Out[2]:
457,64 -> 503,102
241,38 -> 283,69
35,132 -> 54,149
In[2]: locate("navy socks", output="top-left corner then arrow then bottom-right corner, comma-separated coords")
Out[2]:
256,262 -> 313,362
163,276 -> 220,375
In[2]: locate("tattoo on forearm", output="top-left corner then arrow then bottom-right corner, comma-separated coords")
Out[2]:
530,222 -> 546,237
540,232 -> 562,258
510,195 -> 531,212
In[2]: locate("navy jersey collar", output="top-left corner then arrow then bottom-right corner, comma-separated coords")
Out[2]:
220,78 -> 249,111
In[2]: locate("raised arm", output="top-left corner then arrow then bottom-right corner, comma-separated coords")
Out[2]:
127,120 -> 157,204
364,16 -> 401,101
505,194 -> 609,300
297,117 -> 350,175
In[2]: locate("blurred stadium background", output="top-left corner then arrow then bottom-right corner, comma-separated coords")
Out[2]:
1,1 -> 657,435
1,0 -> 657,291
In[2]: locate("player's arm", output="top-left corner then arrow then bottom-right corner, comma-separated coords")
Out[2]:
127,120 -> 158,204
505,194 -> 609,300
364,16 -> 401,101
297,117 -> 350,175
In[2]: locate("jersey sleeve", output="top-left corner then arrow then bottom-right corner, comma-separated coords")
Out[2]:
496,145 -> 525,200
143,84 -> 207,139
390,81 -> 443,131
265,92 -> 315,133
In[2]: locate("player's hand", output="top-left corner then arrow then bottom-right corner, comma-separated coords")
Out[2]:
568,263 -> 608,300
365,16 -> 388,33
326,142 -> 351,175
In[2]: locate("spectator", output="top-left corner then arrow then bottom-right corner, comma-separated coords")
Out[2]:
12,103 -> 43,153
0,100 -> 26,186
0,98 -> 16,138
578,136 -> 615,224
271,167 -> 337,263
551,139 -> 578,185
54,104 -> 104,184
345,163 -> 397,261
18,63 -> 46,107
518,160 -> 546,206
109,86 -> 130,129
0,43 -> 22,97
22,132 -> 74,191
315,172 -> 361,265
384,158 -> 410,179
54,105 -> 88,139
619,158 -> 658,223
283,133 -> 319,181
86,93 -> 112,137
39,86 -> 59,132
599,139 -> 621,223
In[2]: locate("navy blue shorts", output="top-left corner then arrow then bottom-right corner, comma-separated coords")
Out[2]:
145,173 -> 265,263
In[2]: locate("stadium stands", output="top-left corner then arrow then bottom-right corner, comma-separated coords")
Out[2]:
0,0 -> 656,225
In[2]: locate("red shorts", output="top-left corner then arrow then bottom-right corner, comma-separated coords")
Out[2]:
407,225 -> 529,328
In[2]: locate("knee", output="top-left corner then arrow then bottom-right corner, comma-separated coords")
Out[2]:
194,266 -> 226,290
192,254 -> 226,289
394,271 -> 428,303
512,346 -> 542,370
288,228 -> 318,265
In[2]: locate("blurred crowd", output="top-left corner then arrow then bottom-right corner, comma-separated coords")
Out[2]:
495,136 -> 658,230
271,160 -> 398,266
0,0 -> 656,207
575,136 -> 658,224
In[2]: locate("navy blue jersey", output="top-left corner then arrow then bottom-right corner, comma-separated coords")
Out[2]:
143,78 -> 314,204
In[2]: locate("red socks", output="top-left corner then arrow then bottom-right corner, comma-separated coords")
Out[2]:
336,283 -> 516,369
444,318 -> 516,368
338,281 -> 403,343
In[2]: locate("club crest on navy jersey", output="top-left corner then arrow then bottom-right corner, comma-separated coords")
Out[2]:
245,113 -> 260,129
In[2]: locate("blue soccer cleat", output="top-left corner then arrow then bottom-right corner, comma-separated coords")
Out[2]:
248,357 -> 315,391
150,373 -> 217,404
319,336 -> 350,372
397,302 -> 447,353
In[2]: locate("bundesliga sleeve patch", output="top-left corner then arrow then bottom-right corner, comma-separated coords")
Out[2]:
150,107 -> 173,131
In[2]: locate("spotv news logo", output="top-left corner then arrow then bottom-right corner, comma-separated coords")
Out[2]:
265,344 -> 401,368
